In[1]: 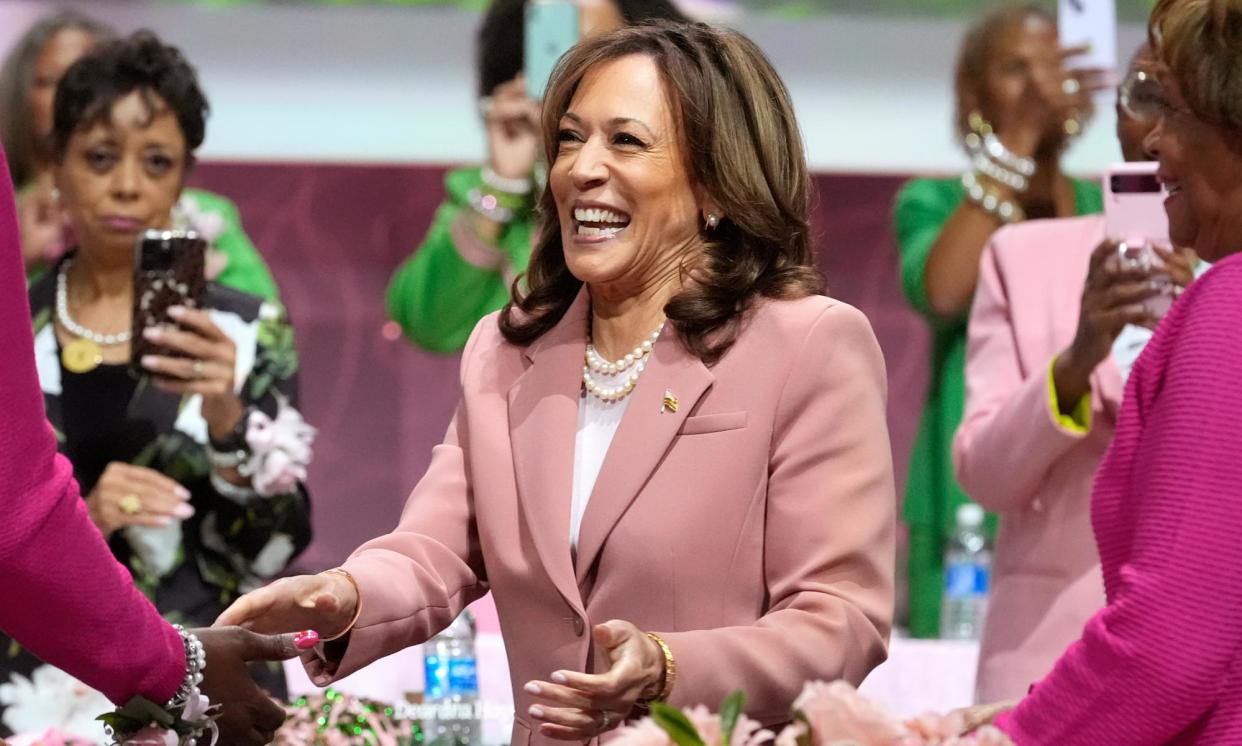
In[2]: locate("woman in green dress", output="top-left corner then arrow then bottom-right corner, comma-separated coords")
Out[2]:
385,0 -> 687,353
0,9 -> 280,301
895,3 -> 1108,637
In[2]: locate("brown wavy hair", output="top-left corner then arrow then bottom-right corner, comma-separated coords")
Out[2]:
1149,0 -> 1242,146
498,21 -> 820,365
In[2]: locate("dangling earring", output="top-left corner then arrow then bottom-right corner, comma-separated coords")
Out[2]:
705,212 -> 720,230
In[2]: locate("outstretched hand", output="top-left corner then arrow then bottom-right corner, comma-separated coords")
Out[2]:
523,620 -> 666,740
192,626 -> 310,745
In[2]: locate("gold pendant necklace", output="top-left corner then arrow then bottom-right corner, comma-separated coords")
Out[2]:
62,337 -> 104,374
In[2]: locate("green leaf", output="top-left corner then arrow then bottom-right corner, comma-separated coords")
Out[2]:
720,691 -> 745,746
114,695 -> 177,728
651,702 -> 706,746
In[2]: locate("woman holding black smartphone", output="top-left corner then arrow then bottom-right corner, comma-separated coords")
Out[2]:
0,31 -> 311,730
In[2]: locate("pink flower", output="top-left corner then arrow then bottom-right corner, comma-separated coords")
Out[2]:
7,728 -> 95,746
122,726 -> 177,745
791,681 -> 906,746
245,404 -> 315,497
609,718 -> 675,746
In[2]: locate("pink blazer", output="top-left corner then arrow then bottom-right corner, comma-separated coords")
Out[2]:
954,215 -> 1119,702
317,289 -> 896,743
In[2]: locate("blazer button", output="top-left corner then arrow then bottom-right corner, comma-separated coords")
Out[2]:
572,617 -> 586,637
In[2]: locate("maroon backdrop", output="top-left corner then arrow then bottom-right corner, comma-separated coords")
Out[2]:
189,163 -> 928,571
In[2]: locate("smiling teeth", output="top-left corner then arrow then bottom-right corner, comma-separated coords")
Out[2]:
577,225 -> 623,237
574,207 -> 629,224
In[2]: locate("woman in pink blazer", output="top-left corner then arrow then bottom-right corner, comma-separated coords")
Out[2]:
220,23 -> 895,744
954,45 -> 1197,704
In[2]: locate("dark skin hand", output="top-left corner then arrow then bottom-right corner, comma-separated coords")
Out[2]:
192,627 -> 305,746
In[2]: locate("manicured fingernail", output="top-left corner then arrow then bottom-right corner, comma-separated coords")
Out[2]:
141,355 -> 158,369
524,682 -> 541,695
172,503 -> 195,519
168,305 -> 186,318
175,486 -> 191,500
529,705 -> 545,719
154,517 -> 172,527
294,630 -> 320,650
143,327 -> 162,341
551,671 -> 567,684
313,674 -> 331,686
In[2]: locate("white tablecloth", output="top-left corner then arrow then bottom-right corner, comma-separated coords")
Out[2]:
284,632 -> 978,744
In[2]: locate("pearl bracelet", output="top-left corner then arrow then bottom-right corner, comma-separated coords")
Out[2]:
467,187 -> 517,224
168,625 -> 207,708
962,171 -> 1025,224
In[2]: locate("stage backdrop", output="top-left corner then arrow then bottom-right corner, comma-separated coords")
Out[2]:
188,163 -> 927,571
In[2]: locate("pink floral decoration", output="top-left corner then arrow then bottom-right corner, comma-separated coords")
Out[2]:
793,681 -> 907,746
121,726 -> 178,746
245,402 -> 316,497
7,729 -> 96,746
609,704 -> 773,746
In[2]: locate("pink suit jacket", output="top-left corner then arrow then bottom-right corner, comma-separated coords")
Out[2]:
954,215 -> 1119,702
318,289 -> 896,744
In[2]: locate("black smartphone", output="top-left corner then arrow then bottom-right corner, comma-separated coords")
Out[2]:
130,229 -> 207,378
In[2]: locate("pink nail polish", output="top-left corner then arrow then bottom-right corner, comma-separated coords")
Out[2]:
550,671 -> 568,684
143,327 -> 162,341
529,705 -> 544,718
168,305 -> 185,318
294,630 -> 320,650
524,682 -> 541,695
173,503 -> 195,519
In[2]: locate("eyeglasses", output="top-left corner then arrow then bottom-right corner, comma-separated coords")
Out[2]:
1118,69 -> 1165,123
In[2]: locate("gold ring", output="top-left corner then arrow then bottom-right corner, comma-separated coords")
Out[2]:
119,494 -> 143,516
192,360 -> 205,380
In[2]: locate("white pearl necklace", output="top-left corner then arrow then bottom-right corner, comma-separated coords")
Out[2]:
583,322 -> 664,403
56,259 -> 132,345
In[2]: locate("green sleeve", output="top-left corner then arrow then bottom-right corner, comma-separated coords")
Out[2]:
893,178 -> 965,326
183,189 -> 281,303
386,167 -> 534,354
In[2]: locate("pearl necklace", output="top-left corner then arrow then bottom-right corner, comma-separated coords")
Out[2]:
583,321 -> 664,403
56,258 -> 132,345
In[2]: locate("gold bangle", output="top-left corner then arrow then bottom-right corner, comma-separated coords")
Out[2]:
319,568 -> 364,642
644,632 -> 677,703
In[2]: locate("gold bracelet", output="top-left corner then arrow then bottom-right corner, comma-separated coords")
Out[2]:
645,632 -> 677,703
319,568 -> 364,642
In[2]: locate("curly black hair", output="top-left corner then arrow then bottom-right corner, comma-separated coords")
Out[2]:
51,30 -> 209,162
477,0 -> 688,98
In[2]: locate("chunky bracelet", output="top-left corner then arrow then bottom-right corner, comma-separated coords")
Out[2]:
644,632 -> 677,704
168,624 -> 207,707
481,165 -> 533,195
320,568 -> 365,642
962,171 -> 1025,224
982,132 -> 1035,176
970,152 -> 1028,193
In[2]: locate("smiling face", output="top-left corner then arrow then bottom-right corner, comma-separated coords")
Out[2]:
1145,73 -> 1242,261
549,53 -> 709,297
54,90 -> 187,263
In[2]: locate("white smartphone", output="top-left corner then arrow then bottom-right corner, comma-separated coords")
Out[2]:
1058,0 -> 1118,74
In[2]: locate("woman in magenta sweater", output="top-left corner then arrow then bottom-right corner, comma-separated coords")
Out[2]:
0,142 -> 297,743
991,0 -> 1242,742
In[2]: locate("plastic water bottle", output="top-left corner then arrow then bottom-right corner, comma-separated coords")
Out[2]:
940,503 -> 992,640
423,610 -> 481,746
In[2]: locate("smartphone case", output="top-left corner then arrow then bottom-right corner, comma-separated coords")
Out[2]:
130,230 -> 207,378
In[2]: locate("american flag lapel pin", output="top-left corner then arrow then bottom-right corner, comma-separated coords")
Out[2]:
661,389 -> 679,414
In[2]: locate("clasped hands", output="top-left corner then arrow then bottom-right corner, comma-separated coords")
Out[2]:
216,574 -> 669,741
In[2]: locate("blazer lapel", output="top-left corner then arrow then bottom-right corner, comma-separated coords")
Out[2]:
574,330 -> 714,587
507,289 -> 590,616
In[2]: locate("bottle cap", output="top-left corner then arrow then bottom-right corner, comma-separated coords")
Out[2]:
956,503 -> 985,528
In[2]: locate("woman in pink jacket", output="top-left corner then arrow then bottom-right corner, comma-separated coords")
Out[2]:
0,144 -> 297,744
953,45 -> 1196,703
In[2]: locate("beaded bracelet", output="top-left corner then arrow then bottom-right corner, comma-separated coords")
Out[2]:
168,624 -> 207,708
962,171 -> 1025,224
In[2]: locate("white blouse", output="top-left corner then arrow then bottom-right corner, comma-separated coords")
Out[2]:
570,371 -> 630,554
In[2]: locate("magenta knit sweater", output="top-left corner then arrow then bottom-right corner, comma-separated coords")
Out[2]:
996,251 -> 1242,744
0,146 -> 184,704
